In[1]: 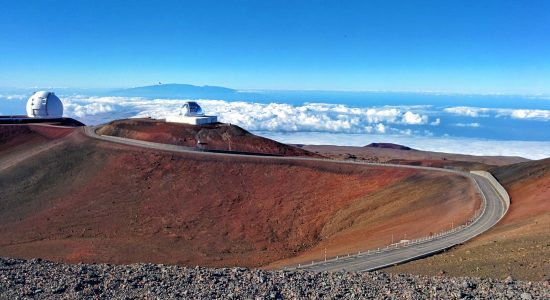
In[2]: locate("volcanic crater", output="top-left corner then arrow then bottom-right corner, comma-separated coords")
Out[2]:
0,123 -> 480,268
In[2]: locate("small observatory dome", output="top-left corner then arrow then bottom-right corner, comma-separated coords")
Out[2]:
26,91 -> 63,118
180,101 -> 205,117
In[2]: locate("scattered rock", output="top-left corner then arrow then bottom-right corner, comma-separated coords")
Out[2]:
520,292 -> 533,300
0,257 -> 547,299
462,280 -> 474,289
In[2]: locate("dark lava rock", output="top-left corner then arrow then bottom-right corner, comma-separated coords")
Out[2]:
0,257 -> 547,299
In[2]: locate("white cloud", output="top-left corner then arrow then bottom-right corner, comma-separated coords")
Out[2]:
423,130 -> 434,136
509,109 -> 550,120
430,118 -> 441,126
66,102 -> 116,117
444,106 -> 490,117
376,123 -> 386,133
445,106 -> 550,121
364,108 -> 401,123
0,94 -> 27,100
401,111 -> 428,125
454,122 -> 481,128
399,129 -> 413,136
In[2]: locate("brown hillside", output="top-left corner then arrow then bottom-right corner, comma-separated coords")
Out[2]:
388,157 -> 550,281
0,124 -> 479,268
97,119 -> 319,157
0,125 -> 78,172
302,145 -> 527,171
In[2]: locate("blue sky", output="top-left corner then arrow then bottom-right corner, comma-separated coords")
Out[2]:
1,0 -> 549,93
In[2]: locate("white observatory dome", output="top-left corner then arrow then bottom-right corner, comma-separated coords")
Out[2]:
26,91 -> 64,118
180,101 -> 205,117
166,100 -> 217,125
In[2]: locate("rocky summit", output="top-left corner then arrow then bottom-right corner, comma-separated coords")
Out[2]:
0,257 -> 547,299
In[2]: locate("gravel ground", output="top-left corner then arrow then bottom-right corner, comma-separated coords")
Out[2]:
0,257 -> 548,299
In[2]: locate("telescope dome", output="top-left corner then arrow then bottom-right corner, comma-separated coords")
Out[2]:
180,101 -> 205,117
26,91 -> 63,118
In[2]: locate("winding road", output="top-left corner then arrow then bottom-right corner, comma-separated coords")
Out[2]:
82,126 -> 509,272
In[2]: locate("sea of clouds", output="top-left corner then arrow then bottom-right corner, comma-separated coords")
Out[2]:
259,131 -> 550,159
60,96 -> 439,135
2,93 -> 550,159
51,95 -> 550,159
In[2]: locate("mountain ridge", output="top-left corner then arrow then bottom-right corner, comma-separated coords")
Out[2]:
110,83 -> 248,100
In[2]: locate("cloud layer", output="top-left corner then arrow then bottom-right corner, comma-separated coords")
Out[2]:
52,95 -> 550,159
61,96 -> 434,135
444,106 -> 550,121
259,131 -> 550,160
453,122 -> 481,128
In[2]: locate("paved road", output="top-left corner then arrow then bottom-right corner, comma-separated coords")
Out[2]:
294,175 -> 506,272
82,126 -> 509,272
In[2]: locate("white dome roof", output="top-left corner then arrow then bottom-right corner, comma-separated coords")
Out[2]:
26,91 -> 63,118
180,101 -> 205,117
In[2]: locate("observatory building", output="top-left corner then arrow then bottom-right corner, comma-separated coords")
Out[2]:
166,101 -> 217,125
26,91 -> 63,118
0,90 -> 84,126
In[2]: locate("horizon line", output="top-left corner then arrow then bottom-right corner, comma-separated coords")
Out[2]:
1,83 -> 549,98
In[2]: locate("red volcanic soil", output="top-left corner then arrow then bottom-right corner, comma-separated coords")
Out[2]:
492,158 -> 550,226
302,144 -> 527,171
0,125 -> 480,268
268,170 -> 480,268
97,119 -> 319,157
0,125 -> 78,172
0,124 -> 76,145
388,157 -> 550,281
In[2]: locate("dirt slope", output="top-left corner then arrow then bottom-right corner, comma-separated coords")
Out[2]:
268,171 -> 479,268
302,144 -> 527,171
0,125 -> 78,172
97,119 -> 319,157
0,124 -> 480,268
387,158 -> 550,281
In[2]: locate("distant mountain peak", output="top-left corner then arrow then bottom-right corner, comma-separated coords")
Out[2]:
365,143 -> 412,150
110,83 -> 238,99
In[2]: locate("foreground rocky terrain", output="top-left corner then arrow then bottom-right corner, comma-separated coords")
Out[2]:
0,257 -> 547,299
